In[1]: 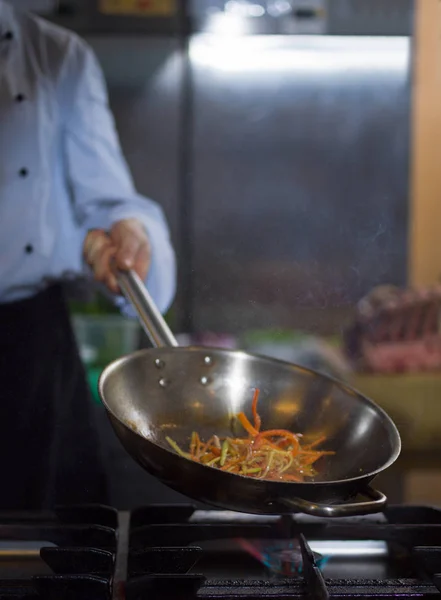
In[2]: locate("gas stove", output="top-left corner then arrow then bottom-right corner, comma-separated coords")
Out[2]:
0,504 -> 440,599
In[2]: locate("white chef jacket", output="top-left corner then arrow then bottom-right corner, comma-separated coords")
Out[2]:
0,0 -> 176,314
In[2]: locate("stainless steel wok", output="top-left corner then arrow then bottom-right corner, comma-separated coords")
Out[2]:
99,271 -> 401,517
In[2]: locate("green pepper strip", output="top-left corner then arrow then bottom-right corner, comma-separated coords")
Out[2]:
280,455 -> 294,474
262,450 -> 275,478
166,436 -> 192,459
242,467 -> 262,475
220,440 -> 229,466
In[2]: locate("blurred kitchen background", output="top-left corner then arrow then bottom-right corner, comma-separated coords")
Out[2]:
23,0 -> 441,507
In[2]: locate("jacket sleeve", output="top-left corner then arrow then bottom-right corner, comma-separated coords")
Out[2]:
60,35 -> 176,315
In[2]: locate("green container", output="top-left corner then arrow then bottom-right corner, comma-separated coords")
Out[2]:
72,315 -> 141,366
87,367 -> 102,405
72,315 -> 141,405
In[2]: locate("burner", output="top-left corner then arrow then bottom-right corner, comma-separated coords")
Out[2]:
0,504 -> 439,598
237,537 -> 329,576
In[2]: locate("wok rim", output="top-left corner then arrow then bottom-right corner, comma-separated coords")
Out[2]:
98,346 -> 402,487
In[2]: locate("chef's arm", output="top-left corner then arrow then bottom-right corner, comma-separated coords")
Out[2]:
60,36 -> 176,314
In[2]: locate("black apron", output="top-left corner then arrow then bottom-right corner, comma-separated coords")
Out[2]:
0,284 -> 109,509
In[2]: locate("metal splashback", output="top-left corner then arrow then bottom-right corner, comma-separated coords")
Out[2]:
189,34 -> 411,334
191,0 -> 413,36
26,0 -> 413,36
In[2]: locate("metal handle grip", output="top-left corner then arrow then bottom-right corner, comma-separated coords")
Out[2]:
116,269 -> 178,349
279,486 -> 387,518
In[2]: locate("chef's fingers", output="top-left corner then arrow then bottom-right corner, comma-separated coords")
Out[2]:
96,246 -> 118,290
83,229 -> 101,258
103,253 -> 120,294
84,230 -> 120,292
133,238 -> 152,282
110,219 -> 150,274
114,232 -> 142,271
84,229 -> 109,267
86,220 -> 151,293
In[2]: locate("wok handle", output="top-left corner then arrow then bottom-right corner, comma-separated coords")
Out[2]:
116,269 -> 178,348
279,486 -> 387,518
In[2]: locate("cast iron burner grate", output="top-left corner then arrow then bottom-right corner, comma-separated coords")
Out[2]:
0,504 -> 439,599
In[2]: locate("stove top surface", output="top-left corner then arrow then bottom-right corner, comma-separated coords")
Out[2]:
0,504 -> 440,599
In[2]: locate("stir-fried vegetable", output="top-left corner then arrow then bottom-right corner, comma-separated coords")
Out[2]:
165,389 -> 334,482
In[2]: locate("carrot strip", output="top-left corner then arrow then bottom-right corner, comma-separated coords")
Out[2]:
300,450 -> 334,456
282,474 -> 303,482
237,412 -> 259,437
301,451 -> 333,466
255,430 -> 300,456
303,435 -> 326,450
251,388 -> 261,432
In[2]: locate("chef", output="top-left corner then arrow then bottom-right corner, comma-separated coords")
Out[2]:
0,1 -> 176,508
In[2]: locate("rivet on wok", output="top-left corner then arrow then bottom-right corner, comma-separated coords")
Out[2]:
158,378 -> 170,388
204,356 -> 213,366
155,359 -> 165,369
200,376 -> 210,386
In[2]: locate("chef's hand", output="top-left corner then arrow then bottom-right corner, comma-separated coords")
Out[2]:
84,218 -> 151,293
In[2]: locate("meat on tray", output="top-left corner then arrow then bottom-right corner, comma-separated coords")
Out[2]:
344,284 -> 441,373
